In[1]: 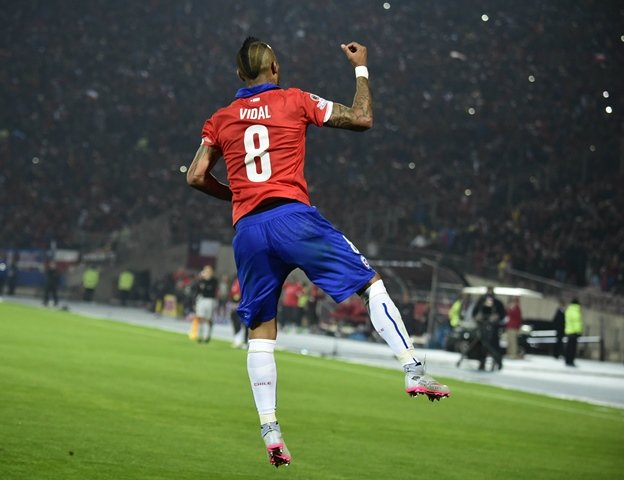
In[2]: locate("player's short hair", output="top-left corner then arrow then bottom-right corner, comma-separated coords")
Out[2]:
236,36 -> 274,80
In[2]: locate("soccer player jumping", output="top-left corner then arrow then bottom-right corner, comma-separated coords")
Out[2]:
187,37 -> 450,468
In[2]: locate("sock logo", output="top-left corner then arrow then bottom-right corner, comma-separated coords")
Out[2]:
254,381 -> 272,386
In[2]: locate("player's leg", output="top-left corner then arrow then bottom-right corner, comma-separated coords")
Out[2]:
359,273 -> 419,365
360,275 -> 450,400
192,298 -> 205,342
204,298 -> 216,343
247,320 -> 290,466
233,212 -> 292,467
247,319 -> 291,466
197,317 -> 206,342
288,205 -> 450,400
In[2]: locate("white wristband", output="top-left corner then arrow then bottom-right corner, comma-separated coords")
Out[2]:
355,66 -> 369,79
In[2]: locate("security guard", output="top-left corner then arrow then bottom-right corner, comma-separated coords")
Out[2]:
564,298 -> 584,367
82,266 -> 100,302
118,270 -> 135,306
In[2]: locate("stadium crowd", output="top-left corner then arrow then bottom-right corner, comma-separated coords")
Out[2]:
1,0 -> 622,293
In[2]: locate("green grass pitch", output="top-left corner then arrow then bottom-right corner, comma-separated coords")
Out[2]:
1,302 -> 623,479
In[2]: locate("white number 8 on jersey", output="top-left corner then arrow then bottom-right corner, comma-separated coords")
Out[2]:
244,125 -> 272,182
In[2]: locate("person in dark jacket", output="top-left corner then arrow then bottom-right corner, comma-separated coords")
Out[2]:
552,299 -> 566,359
471,286 -> 506,370
43,261 -> 61,307
7,259 -> 19,295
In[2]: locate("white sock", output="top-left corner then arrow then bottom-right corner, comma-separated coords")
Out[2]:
247,339 -> 278,424
363,280 -> 421,367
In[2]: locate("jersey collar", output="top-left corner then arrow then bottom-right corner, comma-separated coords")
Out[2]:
235,83 -> 281,99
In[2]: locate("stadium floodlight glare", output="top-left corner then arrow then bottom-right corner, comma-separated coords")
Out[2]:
468,107 -> 476,115
383,2 -> 391,10
481,14 -> 489,22
589,145 -> 596,152
605,106 -> 613,114
462,286 -> 544,299
408,162 -> 415,169
179,165 -> 188,173
528,75 -> 535,82
603,90 -> 609,98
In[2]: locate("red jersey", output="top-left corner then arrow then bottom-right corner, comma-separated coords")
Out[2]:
201,85 -> 333,224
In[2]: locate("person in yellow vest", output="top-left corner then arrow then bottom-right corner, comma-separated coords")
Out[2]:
448,296 -> 462,329
82,265 -> 100,302
118,270 -> 135,306
564,298 -> 584,367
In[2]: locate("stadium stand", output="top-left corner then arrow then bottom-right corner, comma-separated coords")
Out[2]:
1,0 -> 622,296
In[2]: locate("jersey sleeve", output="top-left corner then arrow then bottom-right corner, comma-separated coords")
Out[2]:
200,118 -> 220,148
297,89 -> 334,127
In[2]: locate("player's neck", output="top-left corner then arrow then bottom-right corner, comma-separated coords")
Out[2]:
246,74 -> 277,87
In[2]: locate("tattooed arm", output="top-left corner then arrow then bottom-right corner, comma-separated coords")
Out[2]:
186,144 -> 233,201
325,42 -> 373,131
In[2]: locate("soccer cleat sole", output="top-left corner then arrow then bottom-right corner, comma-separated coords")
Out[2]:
267,444 -> 291,468
406,388 -> 450,401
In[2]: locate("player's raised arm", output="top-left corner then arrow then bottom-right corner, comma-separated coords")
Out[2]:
186,144 -> 233,201
325,41 -> 373,131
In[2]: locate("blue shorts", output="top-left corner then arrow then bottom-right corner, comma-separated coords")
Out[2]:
233,202 -> 376,327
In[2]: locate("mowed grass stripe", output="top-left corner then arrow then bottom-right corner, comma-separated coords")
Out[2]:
1,302 -> 622,480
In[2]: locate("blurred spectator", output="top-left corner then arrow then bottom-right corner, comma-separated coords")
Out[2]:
564,298 -> 584,367
172,267 -> 193,316
117,269 -> 135,306
552,298 -> 566,359
297,283 -> 310,329
305,284 -> 323,332
448,295 -> 463,329
505,296 -> 523,359
229,276 -> 247,348
472,286 -> 506,370
6,260 -> 19,295
189,265 -> 218,343
280,280 -> 304,329
82,265 -> 99,302
42,260 -> 60,307
216,273 -> 230,323
0,259 -> 6,295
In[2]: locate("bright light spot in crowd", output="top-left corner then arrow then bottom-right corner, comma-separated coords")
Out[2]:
589,145 -> 596,152
179,165 -> 188,173
408,162 -> 416,170
528,75 -> 535,83
32,157 -> 40,164
464,189 -> 472,197
621,35 -> 624,42
468,107 -> 476,115
481,14 -> 489,22
383,2 -> 391,10
603,91 -> 609,98
605,106 -> 613,114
